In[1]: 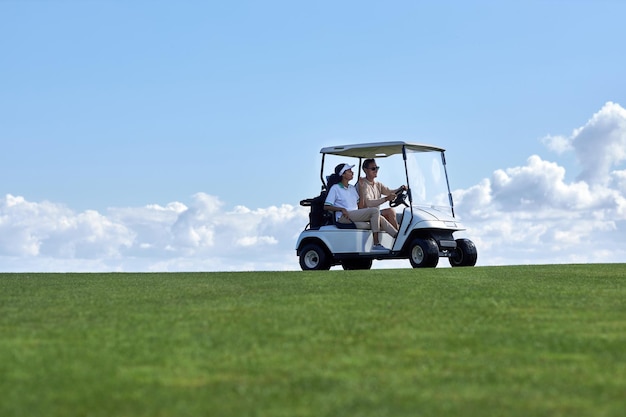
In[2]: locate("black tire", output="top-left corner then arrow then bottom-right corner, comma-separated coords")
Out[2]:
341,258 -> 373,270
408,238 -> 439,268
449,238 -> 477,267
299,243 -> 331,270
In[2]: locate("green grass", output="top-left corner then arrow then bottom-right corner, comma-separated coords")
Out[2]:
1,264 -> 625,417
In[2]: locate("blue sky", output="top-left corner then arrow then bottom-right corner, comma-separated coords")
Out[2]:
2,1 -> 626,271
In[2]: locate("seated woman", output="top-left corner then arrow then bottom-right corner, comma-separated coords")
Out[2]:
324,163 -> 398,251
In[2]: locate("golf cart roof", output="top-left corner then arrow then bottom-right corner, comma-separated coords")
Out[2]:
320,141 -> 445,158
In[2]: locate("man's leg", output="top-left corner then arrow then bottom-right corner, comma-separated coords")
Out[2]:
382,208 -> 399,230
380,215 -> 398,238
350,207 -> 397,239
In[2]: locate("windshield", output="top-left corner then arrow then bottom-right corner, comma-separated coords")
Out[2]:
405,149 -> 452,214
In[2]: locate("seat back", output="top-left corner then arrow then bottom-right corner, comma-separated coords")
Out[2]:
300,191 -> 332,230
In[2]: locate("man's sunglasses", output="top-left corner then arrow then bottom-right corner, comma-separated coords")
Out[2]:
367,166 -> 380,171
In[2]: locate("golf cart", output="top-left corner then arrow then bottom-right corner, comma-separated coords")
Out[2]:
296,141 -> 477,270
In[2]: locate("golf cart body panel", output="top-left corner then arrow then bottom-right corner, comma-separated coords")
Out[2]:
296,141 -> 477,269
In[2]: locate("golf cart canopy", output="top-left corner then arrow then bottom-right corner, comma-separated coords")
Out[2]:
320,141 -> 445,158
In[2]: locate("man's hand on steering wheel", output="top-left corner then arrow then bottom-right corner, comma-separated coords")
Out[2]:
389,187 -> 409,208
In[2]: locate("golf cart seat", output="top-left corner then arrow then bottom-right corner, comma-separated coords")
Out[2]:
326,209 -> 370,230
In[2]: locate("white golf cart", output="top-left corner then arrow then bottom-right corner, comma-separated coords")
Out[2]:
296,141 -> 477,270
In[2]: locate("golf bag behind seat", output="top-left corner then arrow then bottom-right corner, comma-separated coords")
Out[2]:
300,191 -> 332,230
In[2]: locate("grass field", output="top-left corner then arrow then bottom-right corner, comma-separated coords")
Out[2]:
1,264 -> 625,417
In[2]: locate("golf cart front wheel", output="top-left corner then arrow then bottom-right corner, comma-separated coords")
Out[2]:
449,238 -> 477,267
408,238 -> 439,268
299,243 -> 331,271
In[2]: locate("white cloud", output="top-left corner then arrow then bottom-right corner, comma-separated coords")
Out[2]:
2,102 -> 625,272
541,134 -> 573,154
0,192 -> 310,272
454,102 -> 626,265
541,101 -> 626,185
573,102 -> 626,185
0,195 -> 134,259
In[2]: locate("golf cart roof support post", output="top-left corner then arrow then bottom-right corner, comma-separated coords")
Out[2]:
441,151 -> 455,218
320,153 -> 327,190
402,144 -> 414,236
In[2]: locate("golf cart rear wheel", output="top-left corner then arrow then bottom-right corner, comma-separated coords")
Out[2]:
408,238 -> 439,268
449,238 -> 478,267
299,243 -> 331,271
341,259 -> 373,270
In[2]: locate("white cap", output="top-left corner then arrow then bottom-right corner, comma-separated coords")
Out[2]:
338,164 -> 355,176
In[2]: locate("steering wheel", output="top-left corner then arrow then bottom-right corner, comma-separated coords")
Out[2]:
389,188 -> 409,208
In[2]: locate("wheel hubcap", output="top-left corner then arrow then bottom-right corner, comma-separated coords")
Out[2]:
412,246 -> 424,263
305,251 -> 319,268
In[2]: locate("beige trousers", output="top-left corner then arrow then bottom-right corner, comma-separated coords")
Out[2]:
338,207 -> 398,238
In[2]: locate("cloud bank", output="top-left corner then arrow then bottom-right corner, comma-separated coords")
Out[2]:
0,193 -> 309,272
462,101 -> 626,265
2,102 -> 626,271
